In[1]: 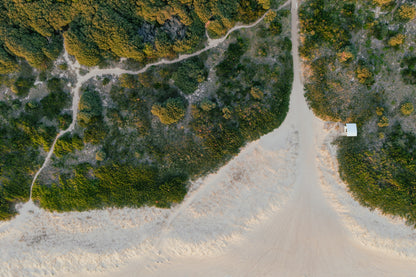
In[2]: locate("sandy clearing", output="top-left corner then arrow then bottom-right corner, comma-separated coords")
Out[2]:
2,0 -> 416,276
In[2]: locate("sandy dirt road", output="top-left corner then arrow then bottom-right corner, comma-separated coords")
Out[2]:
88,1 -> 416,276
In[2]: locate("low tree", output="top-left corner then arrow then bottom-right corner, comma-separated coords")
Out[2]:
397,4 -> 416,22
373,0 -> 393,6
401,102 -> 414,116
388,34 -> 405,47
200,99 -> 216,111
151,98 -> 186,124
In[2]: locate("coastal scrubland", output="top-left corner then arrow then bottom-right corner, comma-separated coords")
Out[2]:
33,10 -> 293,212
0,0 -> 291,219
300,0 -> 416,224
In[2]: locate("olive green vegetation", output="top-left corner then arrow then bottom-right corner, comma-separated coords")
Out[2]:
337,126 -> 416,224
151,98 -> 186,124
172,57 -> 208,94
54,133 -> 84,158
0,0 -> 271,73
32,11 -> 293,212
400,55 -> 416,85
33,163 -> 187,210
77,89 -> 108,145
0,76 -> 70,220
300,0 -> 416,224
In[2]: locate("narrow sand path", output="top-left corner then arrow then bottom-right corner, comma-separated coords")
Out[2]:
91,1 -> 416,276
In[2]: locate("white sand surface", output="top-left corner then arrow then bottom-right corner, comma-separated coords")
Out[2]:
1,1 -> 416,276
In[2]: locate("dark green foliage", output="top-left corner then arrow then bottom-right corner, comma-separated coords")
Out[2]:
102,77 -> 110,86
58,63 -> 68,70
216,38 -> 248,80
58,113 -> 72,130
78,90 -> 103,127
40,91 -> 70,120
54,133 -> 84,158
269,17 -> 282,35
10,76 -> 35,97
372,21 -> 389,40
38,78 -> 71,119
83,119 -> 108,145
0,44 -> 19,74
0,0 -> 268,68
32,164 -> 188,211
299,0 -> 356,58
400,55 -> 416,85
151,97 -> 186,124
338,126 -> 416,225
119,74 -> 139,89
1,26 -> 61,70
46,77 -> 64,92
77,89 -> 108,144
0,109 -> 58,219
173,57 -> 207,94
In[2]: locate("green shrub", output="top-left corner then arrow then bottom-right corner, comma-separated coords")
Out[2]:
338,126 -> 416,225
401,103 -> 414,116
151,98 -> 186,124
119,74 -> 138,89
10,76 -> 35,96
40,91 -> 70,119
54,133 -> 83,158
102,77 -> 110,86
78,90 -> 103,126
199,99 -> 216,111
58,113 -> 72,130
173,57 -> 207,94
396,4 -> 416,22
58,63 -> 68,70
400,56 -> 416,85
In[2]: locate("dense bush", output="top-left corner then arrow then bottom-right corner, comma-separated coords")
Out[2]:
400,55 -> 416,85
338,126 -> 416,225
32,163 -> 188,210
54,133 -> 84,158
0,0 -> 269,70
10,76 -> 35,96
151,98 -> 186,124
77,90 -> 103,126
58,113 -> 72,130
401,102 -> 414,116
0,102 -> 59,219
172,57 -> 207,94
216,38 -> 248,80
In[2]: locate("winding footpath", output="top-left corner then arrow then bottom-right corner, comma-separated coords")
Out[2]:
28,1 -> 291,200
